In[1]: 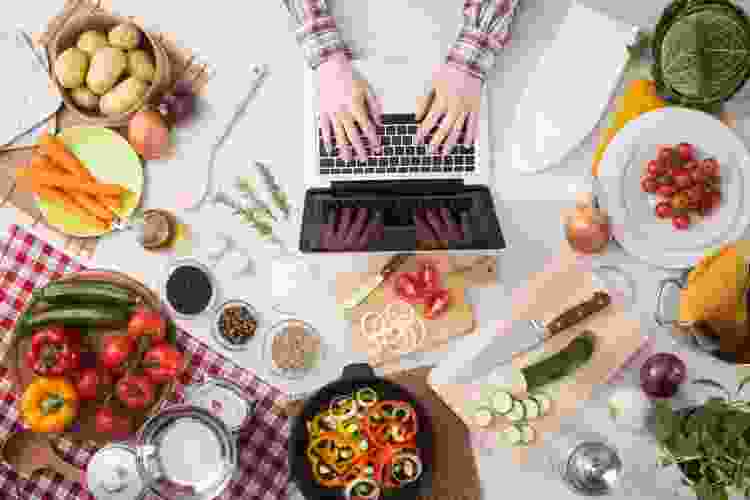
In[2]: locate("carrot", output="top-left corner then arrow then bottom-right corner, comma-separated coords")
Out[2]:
26,167 -> 127,197
31,154 -> 68,176
29,184 -> 109,231
98,195 -> 122,214
70,192 -> 114,223
37,133 -> 93,181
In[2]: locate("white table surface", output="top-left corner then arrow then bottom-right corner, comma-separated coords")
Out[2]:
5,0 -> 750,498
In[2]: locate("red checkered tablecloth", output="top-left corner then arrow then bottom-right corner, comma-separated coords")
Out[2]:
0,225 -> 292,500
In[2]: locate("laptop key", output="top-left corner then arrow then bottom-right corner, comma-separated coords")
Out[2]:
366,168 -> 375,173
465,165 -> 475,172
320,158 -> 334,167
454,156 -> 464,165
400,157 -> 410,166
377,168 -> 386,173
381,136 -> 391,146
403,136 -> 412,145
379,158 -> 388,167
336,159 -> 346,167
466,156 -> 475,165
451,146 -> 461,155
391,136 -> 402,146
454,166 -> 464,172
357,160 -> 367,167
411,156 -> 420,165
409,167 -> 420,172
331,169 -> 341,174
384,147 -> 394,156
390,157 -> 399,166
319,169 -> 330,175
408,125 -> 417,134
417,146 -> 426,155
406,146 -> 415,155
432,156 -> 442,165
421,167 -> 431,172
395,147 -> 405,155
368,158 -> 377,166
346,160 -> 356,167
343,169 -> 353,174
444,167 -> 453,172
354,168 -> 364,174
444,156 -> 453,165
387,167 -> 397,173
421,157 -> 431,165
397,125 -> 407,135
432,166 -> 442,172
382,114 -> 416,125
386,126 -> 396,135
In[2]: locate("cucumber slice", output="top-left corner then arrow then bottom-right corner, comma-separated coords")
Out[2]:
521,399 -> 540,420
517,423 -> 536,445
531,393 -> 552,415
504,425 -> 523,446
473,407 -> 494,428
491,391 -> 514,415
506,400 -> 526,422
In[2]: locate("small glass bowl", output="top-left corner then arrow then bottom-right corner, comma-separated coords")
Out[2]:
262,319 -> 324,380
162,258 -> 218,320
211,300 -> 260,352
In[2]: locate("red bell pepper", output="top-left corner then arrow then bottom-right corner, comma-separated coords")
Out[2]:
25,327 -> 81,376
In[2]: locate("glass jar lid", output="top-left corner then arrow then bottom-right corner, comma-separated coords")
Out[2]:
86,444 -> 145,500
137,405 -> 237,500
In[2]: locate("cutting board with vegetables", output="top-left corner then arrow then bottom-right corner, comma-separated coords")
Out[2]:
429,244 -> 644,464
335,255 -> 479,367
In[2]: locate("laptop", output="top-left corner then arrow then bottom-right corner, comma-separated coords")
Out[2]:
299,55 -> 506,253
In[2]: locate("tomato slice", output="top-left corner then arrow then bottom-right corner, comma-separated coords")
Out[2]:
394,273 -> 425,304
424,290 -> 451,319
418,262 -> 440,293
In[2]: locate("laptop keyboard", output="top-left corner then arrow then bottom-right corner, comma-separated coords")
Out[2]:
318,113 -> 476,176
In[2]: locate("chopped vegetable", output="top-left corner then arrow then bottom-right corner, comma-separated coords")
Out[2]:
473,407 -> 493,427
506,400 -> 526,422
521,398 -> 540,420
491,391 -> 514,415
522,332 -> 596,392
608,386 -> 654,431
355,387 -> 378,407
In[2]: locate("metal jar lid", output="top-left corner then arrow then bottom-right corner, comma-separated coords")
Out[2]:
136,405 -> 237,500
86,444 -> 146,500
184,377 -> 256,434
561,441 -> 623,496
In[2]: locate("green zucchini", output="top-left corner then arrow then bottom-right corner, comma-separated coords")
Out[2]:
25,306 -> 130,332
522,332 -> 596,393
35,281 -> 136,307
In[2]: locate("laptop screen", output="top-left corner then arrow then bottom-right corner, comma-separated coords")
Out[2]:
299,182 -> 506,253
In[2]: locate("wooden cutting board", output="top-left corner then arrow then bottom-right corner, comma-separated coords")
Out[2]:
335,255 -> 485,367
429,243 -> 645,465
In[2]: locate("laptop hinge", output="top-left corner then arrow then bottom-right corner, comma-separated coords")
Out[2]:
330,179 -> 464,196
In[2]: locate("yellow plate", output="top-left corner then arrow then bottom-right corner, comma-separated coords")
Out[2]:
36,126 -> 143,237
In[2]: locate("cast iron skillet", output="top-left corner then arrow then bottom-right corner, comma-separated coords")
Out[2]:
289,363 -> 434,500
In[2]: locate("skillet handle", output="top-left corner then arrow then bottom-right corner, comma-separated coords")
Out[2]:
342,363 -> 375,381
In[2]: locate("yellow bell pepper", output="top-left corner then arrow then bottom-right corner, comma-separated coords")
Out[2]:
20,377 -> 78,433
592,79 -> 667,176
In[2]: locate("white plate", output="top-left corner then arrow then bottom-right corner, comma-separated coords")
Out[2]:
598,107 -> 750,269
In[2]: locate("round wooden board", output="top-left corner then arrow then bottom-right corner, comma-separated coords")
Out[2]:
6,269 -> 176,446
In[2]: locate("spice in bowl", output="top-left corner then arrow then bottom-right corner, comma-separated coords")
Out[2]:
164,259 -> 215,317
214,301 -> 258,350
268,320 -> 321,376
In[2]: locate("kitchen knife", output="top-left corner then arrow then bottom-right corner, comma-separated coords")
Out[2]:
341,253 -> 411,312
429,291 -> 611,386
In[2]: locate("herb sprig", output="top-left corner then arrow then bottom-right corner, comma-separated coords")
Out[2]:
654,377 -> 750,500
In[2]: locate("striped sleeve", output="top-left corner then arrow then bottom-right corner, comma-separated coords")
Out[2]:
283,0 -> 353,70
447,0 -> 521,81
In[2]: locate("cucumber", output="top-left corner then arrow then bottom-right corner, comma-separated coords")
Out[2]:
517,423 -> 536,445
521,332 -> 596,393
504,425 -> 523,446
473,407 -> 494,428
531,393 -> 552,416
506,400 -> 526,422
35,281 -> 136,307
521,399 -> 540,420
491,391 -> 514,416
26,306 -> 130,331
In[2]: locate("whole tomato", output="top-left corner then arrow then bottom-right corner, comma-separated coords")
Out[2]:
116,374 -> 155,410
418,262 -> 441,292
95,407 -> 132,439
655,202 -> 673,219
424,289 -> 451,319
656,185 -> 677,198
701,158 -> 720,177
128,306 -> 166,344
100,335 -> 135,371
143,344 -> 184,384
73,368 -> 112,401
394,273 -> 425,304
676,142 -> 695,162
646,160 -> 664,176
641,177 -> 658,193
672,214 -> 690,230
672,168 -> 692,189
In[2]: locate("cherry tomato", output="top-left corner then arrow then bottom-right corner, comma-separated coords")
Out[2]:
701,191 -> 722,214
701,158 -> 720,177
127,306 -> 166,344
394,273 -> 424,304
672,214 -> 690,230
95,407 -> 132,439
672,168 -> 692,189
116,374 -> 155,410
690,167 -> 708,184
656,185 -> 677,198
684,160 -> 699,171
686,185 -> 705,208
100,335 -> 135,370
143,344 -> 184,384
418,262 -> 440,292
677,142 -> 695,162
424,290 -> 451,319
641,177 -> 658,193
655,202 -> 673,218
672,192 -> 691,210
646,160 -> 663,176
73,368 -> 112,401
658,147 -> 675,167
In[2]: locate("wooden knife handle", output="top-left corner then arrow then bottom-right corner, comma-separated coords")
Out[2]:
544,291 -> 611,337
381,253 -> 412,277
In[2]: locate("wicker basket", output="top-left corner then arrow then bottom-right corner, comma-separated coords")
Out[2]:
49,11 -> 172,128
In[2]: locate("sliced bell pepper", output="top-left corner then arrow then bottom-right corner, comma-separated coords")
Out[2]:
312,460 -> 344,488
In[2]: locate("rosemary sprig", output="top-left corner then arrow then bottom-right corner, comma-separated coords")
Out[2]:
235,177 -> 276,222
254,161 -> 290,218
211,191 -> 274,240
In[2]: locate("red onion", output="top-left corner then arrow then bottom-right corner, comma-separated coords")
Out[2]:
640,352 -> 686,398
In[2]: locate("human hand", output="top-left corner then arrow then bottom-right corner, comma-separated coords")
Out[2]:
321,207 -> 384,251
415,208 -> 469,249
415,64 -> 482,155
317,54 -> 383,162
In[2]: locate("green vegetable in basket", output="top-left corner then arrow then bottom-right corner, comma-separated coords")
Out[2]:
652,0 -> 750,110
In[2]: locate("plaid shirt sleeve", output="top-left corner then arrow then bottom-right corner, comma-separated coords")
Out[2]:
283,0 -> 353,70
447,0 -> 521,81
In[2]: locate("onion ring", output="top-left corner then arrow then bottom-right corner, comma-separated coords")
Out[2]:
360,312 -> 384,336
385,301 -> 415,326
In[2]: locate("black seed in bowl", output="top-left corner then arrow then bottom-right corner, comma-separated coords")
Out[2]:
166,265 -> 213,315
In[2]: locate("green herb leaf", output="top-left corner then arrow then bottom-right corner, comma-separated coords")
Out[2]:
674,432 -> 702,457
165,318 -> 177,345
655,400 -> 678,442
738,375 -> 750,396
693,379 -> 731,399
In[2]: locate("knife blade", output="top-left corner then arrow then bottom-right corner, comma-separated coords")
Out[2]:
429,291 -> 611,386
341,253 -> 411,311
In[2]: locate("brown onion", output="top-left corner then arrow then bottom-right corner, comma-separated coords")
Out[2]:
565,202 -> 611,254
128,109 -> 170,160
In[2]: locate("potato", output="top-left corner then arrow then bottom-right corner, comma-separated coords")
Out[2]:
99,77 -> 148,115
54,48 -> 89,89
108,23 -> 142,50
76,30 -> 108,55
127,50 -> 155,82
86,47 -> 127,95
71,87 -> 99,110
